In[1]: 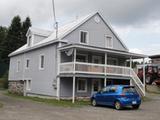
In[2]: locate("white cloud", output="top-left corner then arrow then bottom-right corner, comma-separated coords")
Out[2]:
130,48 -> 143,54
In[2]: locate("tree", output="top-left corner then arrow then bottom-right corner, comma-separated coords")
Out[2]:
21,17 -> 31,44
1,16 -> 22,64
0,26 -> 8,60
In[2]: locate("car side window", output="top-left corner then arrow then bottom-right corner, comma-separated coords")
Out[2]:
109,86 -> 117,93
101,87 -> 110,93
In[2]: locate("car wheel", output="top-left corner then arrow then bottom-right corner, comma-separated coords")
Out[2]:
115,101 -> 122,110
91,99 -> 97,107
132,105 -> 140,109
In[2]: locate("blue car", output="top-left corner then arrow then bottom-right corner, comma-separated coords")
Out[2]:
91,85 -> 141,110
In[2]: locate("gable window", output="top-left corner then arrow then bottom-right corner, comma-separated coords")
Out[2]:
39,55 -> 44,70
17,60 -> 20,72
26,59 -> 30,69
28,36 -> 32,46
77,78 -> 87,92
105,36 -> 113,48
80,31 -> 89,44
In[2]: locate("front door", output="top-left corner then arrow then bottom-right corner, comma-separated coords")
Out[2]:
92,79 -> 101,94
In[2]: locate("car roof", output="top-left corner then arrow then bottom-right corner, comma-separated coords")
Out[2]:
105,85 -> 134,88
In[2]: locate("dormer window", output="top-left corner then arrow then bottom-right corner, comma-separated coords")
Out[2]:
28,36 -> 32,46
105,36 -> 113,48
80,31 -> 89,44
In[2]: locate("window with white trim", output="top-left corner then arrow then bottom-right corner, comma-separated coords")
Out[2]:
105,36 -> 113,48
77,78 -> 87,92
80,31 -> 88,44
39,55 -> 44,69
17,60 -> 20,72
26,59 -> 30,69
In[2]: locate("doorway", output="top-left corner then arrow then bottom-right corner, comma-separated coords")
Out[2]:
92,79 -> 101,94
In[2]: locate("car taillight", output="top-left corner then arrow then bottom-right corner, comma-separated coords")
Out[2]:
120,94 -> 126,97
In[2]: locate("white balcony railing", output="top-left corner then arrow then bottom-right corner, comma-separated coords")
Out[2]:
60,62 -> 130,77
60,62 -> 145,96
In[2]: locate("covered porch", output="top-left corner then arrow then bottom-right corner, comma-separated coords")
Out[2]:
57,44 -> 147,103
59,75 -> 130,101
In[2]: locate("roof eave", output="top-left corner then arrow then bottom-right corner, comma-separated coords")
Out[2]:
9,39 -> 67,57
58,43 -> 147,59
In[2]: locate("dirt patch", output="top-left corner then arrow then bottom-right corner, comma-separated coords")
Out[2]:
0,90 -> 160,120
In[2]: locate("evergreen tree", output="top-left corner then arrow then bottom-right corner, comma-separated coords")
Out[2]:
22,17 -> 31,44
1,16 -> 22,64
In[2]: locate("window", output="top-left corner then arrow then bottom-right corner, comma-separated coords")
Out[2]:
39,55 -> 44,69
26,80 -> 31,91
92,56 -> 102,64
28,36 -> 32,46
107,57 -> 118,65
26,59 -> 30,69
17,60 -> 20,72
80,31 -> 88,44
105,36 -> 113,48
77,79 -> 87,92
76,54 -> 88,62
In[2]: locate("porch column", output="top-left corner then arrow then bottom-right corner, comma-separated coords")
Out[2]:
130,56 -> 133,85
72,76 -> 76,103
130,57 -> 132,68
143,58 -> 146,95
57,77 -> 60,100
72,48 -> 76,103
57,49 -> 61,100
104,53 -> 107,87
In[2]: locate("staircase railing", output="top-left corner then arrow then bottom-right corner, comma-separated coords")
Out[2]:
130,69 -> 145,96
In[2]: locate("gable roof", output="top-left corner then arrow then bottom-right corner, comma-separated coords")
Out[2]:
26,27 -> 52,37
9,12 -> 128,57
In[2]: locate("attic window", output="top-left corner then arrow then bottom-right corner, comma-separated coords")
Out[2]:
80,31 -> 89,44
105,36 -> 113,48
28,36 -> 32,46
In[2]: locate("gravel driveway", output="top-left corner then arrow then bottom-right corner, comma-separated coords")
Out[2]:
0,91 -> 160,120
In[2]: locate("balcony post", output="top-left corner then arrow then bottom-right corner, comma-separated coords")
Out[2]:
143,58 -> 146,95
72,48 -> 76,103
130,56 -> 132,85
130,57 -> 132,68
73,48 -> 76,73
104,53 -> 107,87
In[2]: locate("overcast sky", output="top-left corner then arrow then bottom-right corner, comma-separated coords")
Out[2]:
0,0 -> 160,55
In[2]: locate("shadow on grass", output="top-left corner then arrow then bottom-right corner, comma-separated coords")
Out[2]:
4,92 -> 90,108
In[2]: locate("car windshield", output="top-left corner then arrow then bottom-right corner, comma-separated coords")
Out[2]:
123,87 -> 137,93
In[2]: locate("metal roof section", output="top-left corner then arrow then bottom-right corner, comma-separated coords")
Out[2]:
9,12 -> 144,58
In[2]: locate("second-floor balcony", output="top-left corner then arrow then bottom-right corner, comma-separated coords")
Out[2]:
60,62 -> 131,77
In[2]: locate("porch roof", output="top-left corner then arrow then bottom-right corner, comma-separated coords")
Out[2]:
58,43 -> 148,59
58,73 -> 131,80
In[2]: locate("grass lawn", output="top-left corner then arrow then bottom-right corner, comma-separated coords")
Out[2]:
5,92 -> 90,108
